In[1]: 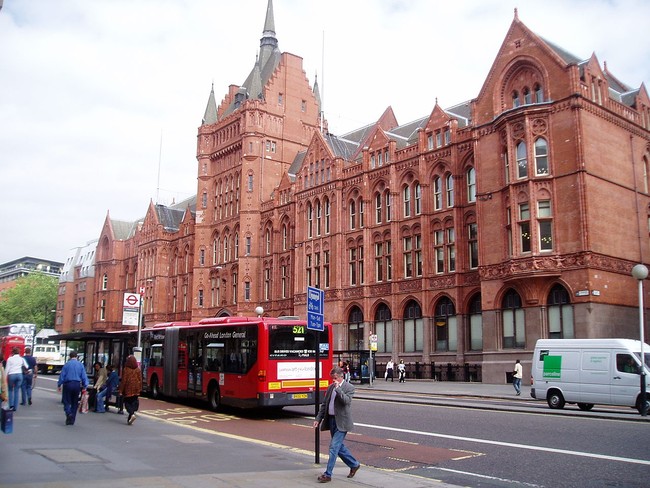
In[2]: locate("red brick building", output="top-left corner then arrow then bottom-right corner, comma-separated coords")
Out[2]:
56,2 -> 650,383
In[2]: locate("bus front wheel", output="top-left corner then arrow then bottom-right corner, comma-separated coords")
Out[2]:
208,384 -> 221,411
150,375 -> 160,399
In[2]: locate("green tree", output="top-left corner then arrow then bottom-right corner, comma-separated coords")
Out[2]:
0,272 -> 58,332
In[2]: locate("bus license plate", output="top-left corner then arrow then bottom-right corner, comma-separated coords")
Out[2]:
292,393 -> 308,400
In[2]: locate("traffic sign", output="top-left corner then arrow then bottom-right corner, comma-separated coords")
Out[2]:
307,286 -> 324,331
308,312 -> 324,331
122,292 -> 141,326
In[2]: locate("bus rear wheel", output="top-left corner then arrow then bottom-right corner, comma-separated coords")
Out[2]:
208,384 -> 221,411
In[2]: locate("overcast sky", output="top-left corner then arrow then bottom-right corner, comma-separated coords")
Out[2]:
1,0 -> 649,265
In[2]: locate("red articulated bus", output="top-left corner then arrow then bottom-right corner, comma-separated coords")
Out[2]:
140,316 -> 333,410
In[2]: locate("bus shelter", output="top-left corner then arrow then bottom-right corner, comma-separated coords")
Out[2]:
50,331 -> 135,377
333,350 -> 374,384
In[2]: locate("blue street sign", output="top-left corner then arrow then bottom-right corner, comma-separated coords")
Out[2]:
307,286 -> 325,331
307,286 -> 324,314
307,311 -> 324,331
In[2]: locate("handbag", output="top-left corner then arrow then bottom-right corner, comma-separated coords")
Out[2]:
1,407 -> 13,434
79,390 -> 89,414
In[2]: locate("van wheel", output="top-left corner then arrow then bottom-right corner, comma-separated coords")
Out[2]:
547,390 -> 565,409
208,384 -> 221,411
577,403 -> 594,411
636,394 -> 650,414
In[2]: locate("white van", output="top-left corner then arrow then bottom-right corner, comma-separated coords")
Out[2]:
530,339 -> 650,412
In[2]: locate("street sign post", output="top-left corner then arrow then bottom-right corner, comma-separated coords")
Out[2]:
306,286 -> 324,331
306,286 -> 324,464
369,333 -> 378,388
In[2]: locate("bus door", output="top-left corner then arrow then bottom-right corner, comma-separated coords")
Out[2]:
177,339 -> 189,393
186,332 -> 203,396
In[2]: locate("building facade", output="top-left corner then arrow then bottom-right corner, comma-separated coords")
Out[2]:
56,2 -> 650,383
0,256 -> 63,294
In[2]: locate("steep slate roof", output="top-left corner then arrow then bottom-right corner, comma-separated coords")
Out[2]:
288,151 -> 306,179
621,89 -> 640,107
111,219 -> 139,240
154,205 -> 186,232
446,101 -> 472,127
541,37 -> 582,65
153,195 -> 197,232
324,133 -> 358,160
202,83 -> 218,125
390,116 -> 428,146
169,195 -> 197,213
542,36 -> 638,109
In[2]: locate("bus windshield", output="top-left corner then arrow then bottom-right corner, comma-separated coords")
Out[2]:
268,324 -> 329,359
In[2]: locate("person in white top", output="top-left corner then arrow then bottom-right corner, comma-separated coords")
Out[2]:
385,359 -> 394,382
5,347 -> 26,411
397,360 -> 406,383
513,359 -> 523,396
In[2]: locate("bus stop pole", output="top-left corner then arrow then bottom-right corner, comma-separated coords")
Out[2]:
314,328 -> 320,464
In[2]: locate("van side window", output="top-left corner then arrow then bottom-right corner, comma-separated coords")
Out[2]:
616,354 -> 638,374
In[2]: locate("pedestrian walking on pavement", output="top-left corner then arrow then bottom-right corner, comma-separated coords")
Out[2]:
119,354 -> 142,425
313,366 -> 361,483
385,359 -> 394,382
21,347 -> 37,406
57,351 -> 89,425
512,359 -> 523,396
4,347 -> 25,411
397,360 -> 406,383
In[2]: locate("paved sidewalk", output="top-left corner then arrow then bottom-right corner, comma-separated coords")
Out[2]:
357,378 -> 527,400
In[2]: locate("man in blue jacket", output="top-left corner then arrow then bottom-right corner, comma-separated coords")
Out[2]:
57,351 -> 89,425
313,366 -> 361,483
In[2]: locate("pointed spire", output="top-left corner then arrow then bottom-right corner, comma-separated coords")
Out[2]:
259,0 -> 278,70
263,0 -> 275,35
313,72 -> 322,111
202,83 -> 217,125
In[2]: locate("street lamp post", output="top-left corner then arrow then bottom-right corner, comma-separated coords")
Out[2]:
632,264 -> 649,417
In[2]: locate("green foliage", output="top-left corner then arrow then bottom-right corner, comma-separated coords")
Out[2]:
0,272 -> 58,332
